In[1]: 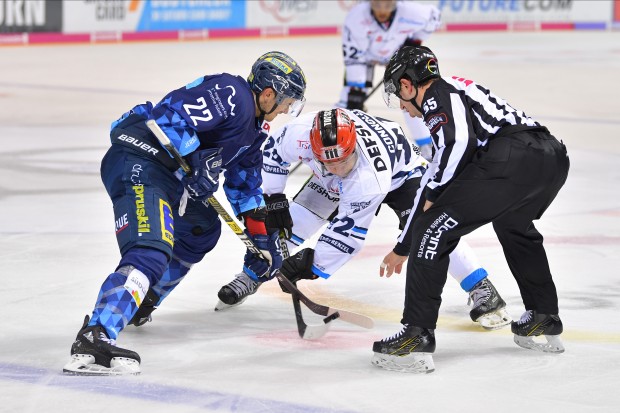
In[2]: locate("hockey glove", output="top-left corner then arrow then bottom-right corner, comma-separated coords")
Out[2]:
264,193 -> 293,239
402,38 -> 422,47
278,248 -> 318,293
243,231 -> 283,281
182,148 -> 223,201
346,87 -> 366,111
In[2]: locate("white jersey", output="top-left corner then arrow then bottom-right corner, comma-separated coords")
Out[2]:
262,109 -> 427,278
342,1 -> 441,88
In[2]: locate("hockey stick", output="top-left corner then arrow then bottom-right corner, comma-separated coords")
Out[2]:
363,82 -> 382,103
145,120 -> 373,329
279,238 -> 338,339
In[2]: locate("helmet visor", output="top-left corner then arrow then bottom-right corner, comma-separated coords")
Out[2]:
277,95 -> 306,117
382,79 -> 402,110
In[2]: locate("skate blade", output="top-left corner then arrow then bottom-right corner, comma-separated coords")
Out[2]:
476,308 -> 512,330
63,354 -> 141,376
214,297 -> 247,311
513,334 -> 565,353
371,352 -> 435,374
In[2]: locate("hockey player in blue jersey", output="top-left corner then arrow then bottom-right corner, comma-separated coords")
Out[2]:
63,51 -> 307,376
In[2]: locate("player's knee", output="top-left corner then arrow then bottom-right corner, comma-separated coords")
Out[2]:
117,247 -> 170,285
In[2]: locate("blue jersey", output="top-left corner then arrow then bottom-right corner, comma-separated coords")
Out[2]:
111,73 -> 266,216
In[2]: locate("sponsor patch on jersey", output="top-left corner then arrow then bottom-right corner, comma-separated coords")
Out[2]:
350,201 -> 371,213
297,139 -> 310,149
133,185 -> 150,235
263,164 -> 288,176
115,213 -> 129,234
318,234 -> 354,254
159,198 -> 174,246
425,113 -> 448,133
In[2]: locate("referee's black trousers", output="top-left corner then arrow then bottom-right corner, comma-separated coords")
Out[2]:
403,129 -> 570,329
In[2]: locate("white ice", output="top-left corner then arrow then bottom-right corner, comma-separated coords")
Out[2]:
1,30 -> 619,413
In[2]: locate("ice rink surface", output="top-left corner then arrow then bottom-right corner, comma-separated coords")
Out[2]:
1,30 -> 619,412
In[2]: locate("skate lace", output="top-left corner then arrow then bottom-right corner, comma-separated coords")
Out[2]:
99,331 -> 116,347
227,273 -> 258,297
383,324 -> 408,342
468,280 -> 490,308
517,310 -> 534,325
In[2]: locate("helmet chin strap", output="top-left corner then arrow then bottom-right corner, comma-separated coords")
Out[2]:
408,85 -> 424,115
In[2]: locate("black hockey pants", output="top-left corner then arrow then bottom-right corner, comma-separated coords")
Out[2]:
402,128 -> 570,329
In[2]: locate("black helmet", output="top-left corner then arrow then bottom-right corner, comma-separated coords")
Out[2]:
248,51 -> 307,116
382,45 -> 440,109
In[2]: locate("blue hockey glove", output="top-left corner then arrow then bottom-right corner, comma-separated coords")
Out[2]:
243,231 -> 283,281
182,148 -> 223,201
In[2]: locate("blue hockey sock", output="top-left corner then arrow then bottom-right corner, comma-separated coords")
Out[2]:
460,268 -> 489,292
89,269 -> 150,339
152,257 -> 193,306
415,136 -> 433,147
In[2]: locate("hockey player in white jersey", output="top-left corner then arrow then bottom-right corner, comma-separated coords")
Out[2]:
217,108 -> 511,329
338,0 -> 441,159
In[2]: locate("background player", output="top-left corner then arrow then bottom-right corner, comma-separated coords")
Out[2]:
338,0 -> 441,159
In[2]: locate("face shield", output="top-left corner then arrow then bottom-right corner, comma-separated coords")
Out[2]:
314,150 -> 358,178
382,79 -> 402,110
276,94 -> 306,117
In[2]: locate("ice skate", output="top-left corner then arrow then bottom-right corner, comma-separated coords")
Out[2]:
63,315 -> 141,376
215,271 -> 261,311
511,310 -> 565,353
371,325 -> 436,373
468,278 -> 512,330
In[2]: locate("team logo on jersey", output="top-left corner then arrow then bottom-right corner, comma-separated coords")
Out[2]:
426,113 -> 448,133
214,84 -> 237,116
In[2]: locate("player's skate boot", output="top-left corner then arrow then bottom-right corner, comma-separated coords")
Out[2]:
511,310 -> 565,353
215,271 -> 261,311
63,315 -> 141,375
371,324 -> 436,373
128,288 -> 158,327
468,278 -> 512,330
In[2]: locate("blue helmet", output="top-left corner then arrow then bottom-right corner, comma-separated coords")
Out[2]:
248,51 -> 307,116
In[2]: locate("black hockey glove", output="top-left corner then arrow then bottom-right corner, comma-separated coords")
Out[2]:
278,248 -> 318,293
403,37 -> 422,47
346,87 -> 366,110
264,193 -> 293,239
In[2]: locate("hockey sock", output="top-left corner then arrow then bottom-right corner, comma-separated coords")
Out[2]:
152,257 -> 193,306
89,268 -> 150,339
460,268 -> 489,292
